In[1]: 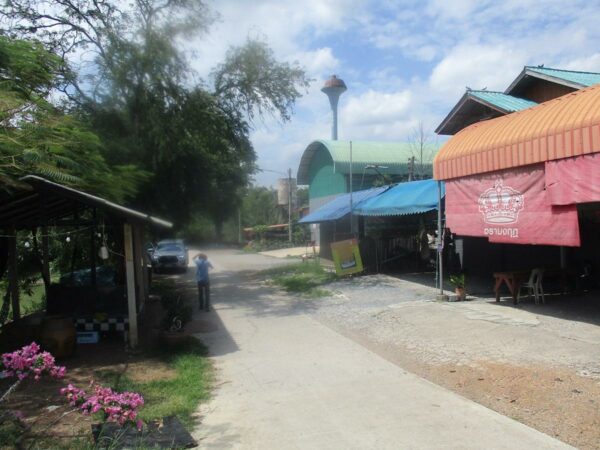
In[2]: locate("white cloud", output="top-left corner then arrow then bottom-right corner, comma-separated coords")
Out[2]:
563,53 -> 600,73
343,89 -> 412,127
185,0 -> 600,186
429,44 -> 527,97
292,48 -> 340,78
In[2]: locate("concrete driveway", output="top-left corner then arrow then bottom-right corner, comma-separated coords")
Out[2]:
190,249 -> 572,449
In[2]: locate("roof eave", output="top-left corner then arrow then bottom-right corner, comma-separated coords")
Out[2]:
435,92 -> 509,135
435,92 -> 471,135
506,68 -> 585,95
20,175 -> 173,229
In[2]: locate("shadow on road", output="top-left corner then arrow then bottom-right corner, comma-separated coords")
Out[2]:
488,290 -> 600,327
161,264 -> 322,357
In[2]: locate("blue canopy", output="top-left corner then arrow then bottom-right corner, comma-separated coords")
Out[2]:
298,186 -> 389,224
354,179 -> 444,217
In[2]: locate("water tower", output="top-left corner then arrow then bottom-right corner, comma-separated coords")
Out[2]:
321,75 -> 347,140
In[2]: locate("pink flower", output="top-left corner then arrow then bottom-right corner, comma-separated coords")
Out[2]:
1,343 -> 66,382
60,381 -> 144,429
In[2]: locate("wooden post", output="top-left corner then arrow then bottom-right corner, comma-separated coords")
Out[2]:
136,224 -> 150,302
132,224 -> 146,310
90,210 -> 97,287
123,223 -> 138,348
41,227 -> 50,286
8,229 -> 20,321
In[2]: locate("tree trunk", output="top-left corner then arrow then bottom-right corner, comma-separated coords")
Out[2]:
214,220 -> 223,242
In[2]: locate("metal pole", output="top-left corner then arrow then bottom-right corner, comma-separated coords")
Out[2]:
349,141 -> 354,236
238,208 -> 242,244
288,168 -> 292,243
437,181 -> 444,297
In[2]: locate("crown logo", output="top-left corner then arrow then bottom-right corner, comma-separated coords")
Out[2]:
478,180 -> 524,224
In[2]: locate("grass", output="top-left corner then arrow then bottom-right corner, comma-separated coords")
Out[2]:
262,262 -> 337,298
21,283 -> 46,315
96,337 -> 213,429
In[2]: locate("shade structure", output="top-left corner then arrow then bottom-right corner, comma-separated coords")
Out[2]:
354,179 -> 444,217
298,186 -> 388,224
434,83 -> 600,180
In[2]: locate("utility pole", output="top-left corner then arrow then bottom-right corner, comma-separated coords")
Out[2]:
288,168 -> 292,243
349,141 -> 354,236
408,156 -> 416,181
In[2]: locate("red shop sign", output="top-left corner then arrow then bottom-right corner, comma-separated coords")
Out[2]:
445,164 -> 580,247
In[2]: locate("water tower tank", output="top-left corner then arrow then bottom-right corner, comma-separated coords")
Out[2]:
277,177 -> 297,206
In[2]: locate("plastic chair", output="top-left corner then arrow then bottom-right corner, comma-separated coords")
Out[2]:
517,268 -> 545,304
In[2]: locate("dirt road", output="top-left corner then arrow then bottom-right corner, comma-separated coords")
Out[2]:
189,249 -> 573,449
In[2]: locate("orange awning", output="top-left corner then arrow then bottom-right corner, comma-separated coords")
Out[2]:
434,84 -> 600,180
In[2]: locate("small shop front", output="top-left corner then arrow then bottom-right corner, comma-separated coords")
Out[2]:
435,83 -> 600,296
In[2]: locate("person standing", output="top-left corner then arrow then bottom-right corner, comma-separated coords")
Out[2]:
194,253 -> 213,312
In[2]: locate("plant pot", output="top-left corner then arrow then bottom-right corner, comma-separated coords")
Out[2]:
41,315 -> 76,358
455,287 -> 466,301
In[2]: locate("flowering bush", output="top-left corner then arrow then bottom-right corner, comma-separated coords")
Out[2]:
1,342 -> 66,381
61,382 -> 144,430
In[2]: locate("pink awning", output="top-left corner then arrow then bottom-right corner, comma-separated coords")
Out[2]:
546,153 -> 600,206
445,164 -> 580,247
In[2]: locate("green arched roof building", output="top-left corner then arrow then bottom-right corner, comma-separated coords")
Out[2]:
297,140 -> 437,209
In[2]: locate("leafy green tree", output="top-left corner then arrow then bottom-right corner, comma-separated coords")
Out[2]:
2,0 -> 310,233
240,186 -> 280,228
0,36 -> 144,201
213,38 -> 311,124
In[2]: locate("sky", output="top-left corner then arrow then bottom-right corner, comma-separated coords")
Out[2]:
187,0 -> 600,186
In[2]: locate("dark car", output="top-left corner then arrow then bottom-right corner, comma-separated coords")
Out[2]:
151,241 -> 188,273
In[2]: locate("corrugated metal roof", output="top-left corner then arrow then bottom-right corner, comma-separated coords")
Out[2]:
434,83 -> 600,180
297,140 -> 437,184
2,176 -> 173,229
354,179 -> 444,217
527,66 -> 600,88
469,90 -> 537,112
298,186 -> 389,223
435,90 -> 537,136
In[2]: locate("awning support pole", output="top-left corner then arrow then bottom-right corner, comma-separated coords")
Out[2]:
437,181 -> 446,300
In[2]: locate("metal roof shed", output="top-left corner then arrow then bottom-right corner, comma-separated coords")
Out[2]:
298,186 -> 389,224
354,179 -> 444,217
0,176 -> 172,348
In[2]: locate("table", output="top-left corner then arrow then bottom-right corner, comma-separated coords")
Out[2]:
493,270 -> 530,305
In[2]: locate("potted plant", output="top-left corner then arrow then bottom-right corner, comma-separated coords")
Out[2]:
449,273 -> 466,301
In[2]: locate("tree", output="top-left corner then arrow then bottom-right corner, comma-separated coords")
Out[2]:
0,36 -> 144,201
407,121 -> 437,180
213,38 -> 310,124
2,1 -> 311,233
240,186 -> 280,227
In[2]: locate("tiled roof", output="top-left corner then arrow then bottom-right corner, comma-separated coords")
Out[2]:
469,90 -> 537,112
526,66 -> 600,88
434,84 -> 600,180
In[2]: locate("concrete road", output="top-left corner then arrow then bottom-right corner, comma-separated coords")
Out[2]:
191,249 -> 572,449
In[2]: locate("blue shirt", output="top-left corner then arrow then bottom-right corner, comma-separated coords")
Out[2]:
194,258 -> 213,283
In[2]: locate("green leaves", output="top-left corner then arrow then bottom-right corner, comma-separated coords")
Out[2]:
213,38 -> 311,124
2,2 -> 310,233
0,37 -> 145,201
